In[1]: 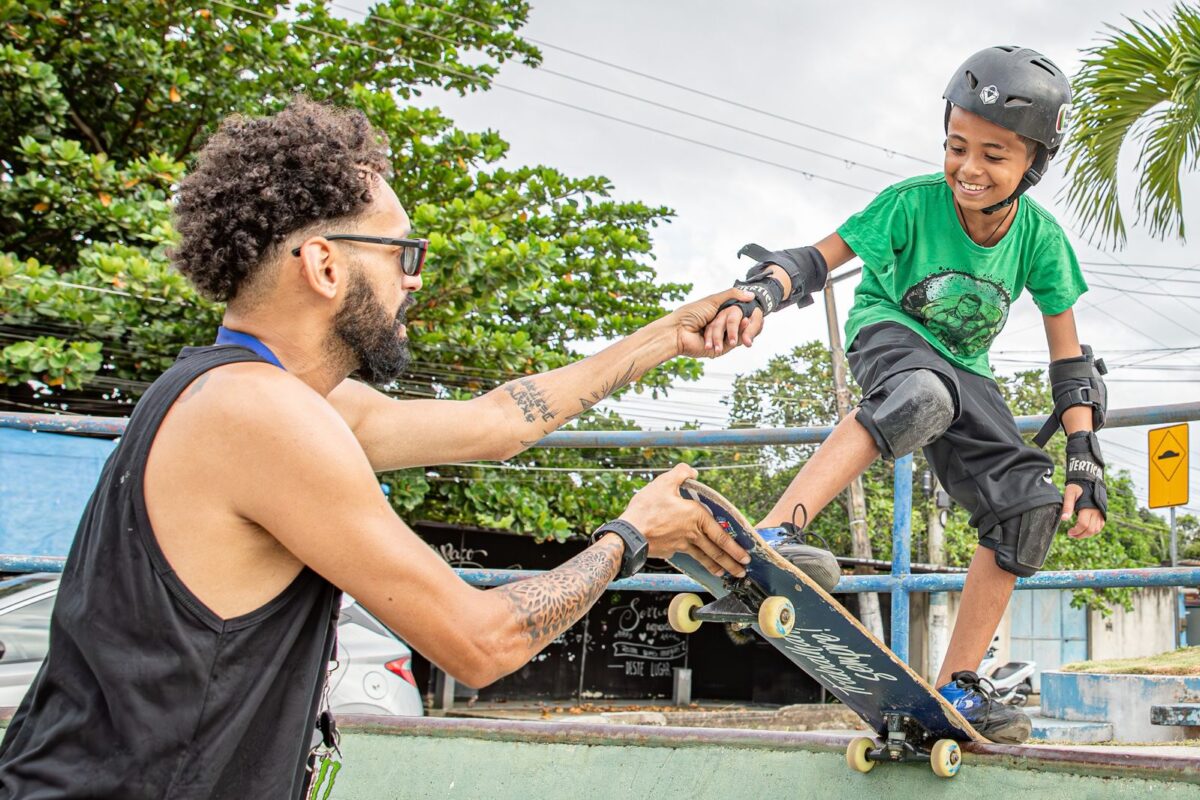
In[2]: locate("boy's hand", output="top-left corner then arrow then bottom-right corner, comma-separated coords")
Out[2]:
703,304 -> 766,354
670,288 -> 756,358
1061,485 -> 1106,539
1062,430 -> 1107,539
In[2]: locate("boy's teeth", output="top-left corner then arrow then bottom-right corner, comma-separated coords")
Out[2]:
961,181 -> 986,190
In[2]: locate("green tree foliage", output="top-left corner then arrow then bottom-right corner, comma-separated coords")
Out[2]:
1179,513 -> 1200,560
0,0 -> 713,532
1062,3 -> 1200,246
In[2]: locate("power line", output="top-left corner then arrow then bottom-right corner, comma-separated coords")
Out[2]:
211,1 -> 878,195
1087,277 -> 1200,302
1079,260 -> 1200,272
437,461 -> 763,473
404,0 -> 941,168
331,2 -> 905,180
1084,267 -> 1200,286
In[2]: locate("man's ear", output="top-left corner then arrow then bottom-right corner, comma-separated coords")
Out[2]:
295,238 -> 340,301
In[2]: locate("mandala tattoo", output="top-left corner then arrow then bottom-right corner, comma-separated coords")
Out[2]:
496,536 -> 622,648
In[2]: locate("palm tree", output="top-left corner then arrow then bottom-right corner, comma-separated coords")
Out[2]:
1061,4 -> 1200,247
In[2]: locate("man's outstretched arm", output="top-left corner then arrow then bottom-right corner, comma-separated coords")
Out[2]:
228,389 -> 748,687
330,287 -> 751,470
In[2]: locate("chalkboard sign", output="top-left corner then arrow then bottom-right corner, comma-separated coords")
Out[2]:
408,521 -> 826,704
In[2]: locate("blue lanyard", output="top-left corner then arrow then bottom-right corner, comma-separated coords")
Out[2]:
215,326 -> 286,371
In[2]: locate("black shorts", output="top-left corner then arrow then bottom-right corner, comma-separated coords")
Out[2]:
847,322 -> 1062,537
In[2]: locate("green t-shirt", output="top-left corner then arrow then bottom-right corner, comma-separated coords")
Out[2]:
838,173 -> 1087,379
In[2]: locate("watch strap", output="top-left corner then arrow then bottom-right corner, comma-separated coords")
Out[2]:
591,519 -> 648,579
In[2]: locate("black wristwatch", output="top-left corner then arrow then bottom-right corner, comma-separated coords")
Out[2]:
590,519 -> 649,579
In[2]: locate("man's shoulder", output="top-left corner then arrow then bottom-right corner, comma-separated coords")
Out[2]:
162,361 -> 346,447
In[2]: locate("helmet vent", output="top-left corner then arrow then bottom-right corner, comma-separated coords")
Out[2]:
1004,96 -> 1033,108
1030,59 -> 1058,77
965,70 -> 979,90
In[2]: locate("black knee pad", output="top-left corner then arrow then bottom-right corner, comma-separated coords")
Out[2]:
857,369 -> 956,459
983,504 -> 1061,577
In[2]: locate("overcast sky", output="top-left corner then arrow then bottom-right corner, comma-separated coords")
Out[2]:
343,0 -> 1198,511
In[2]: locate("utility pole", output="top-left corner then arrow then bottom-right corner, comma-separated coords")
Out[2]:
925,473 -> 950,684
823,282 -> 885,642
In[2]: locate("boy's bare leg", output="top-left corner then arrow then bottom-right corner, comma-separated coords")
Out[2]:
756,409 -> 880,527
934,544 -> 1017,687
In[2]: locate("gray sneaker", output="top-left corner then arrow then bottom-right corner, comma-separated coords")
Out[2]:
767,523 -> 841,592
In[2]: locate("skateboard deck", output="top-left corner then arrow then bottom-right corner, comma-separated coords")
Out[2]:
670,480 -> 984,766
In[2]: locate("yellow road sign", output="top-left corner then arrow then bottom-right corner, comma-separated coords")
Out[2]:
1149,423 -> 1189,509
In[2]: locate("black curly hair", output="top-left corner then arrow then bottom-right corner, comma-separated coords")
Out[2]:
172,96 -> 392,303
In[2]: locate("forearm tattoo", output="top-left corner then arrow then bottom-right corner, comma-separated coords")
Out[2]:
503,361 -> 640,438
496,536 -> 622,649
503,378 -> 557,424
573,361 -> 637,419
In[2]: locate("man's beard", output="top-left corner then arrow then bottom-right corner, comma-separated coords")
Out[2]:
329,270 -> 413,387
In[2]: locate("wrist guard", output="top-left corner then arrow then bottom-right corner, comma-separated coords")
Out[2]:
1033,345 -> 1107,448
717,243 -> 829,321
1065,430 -> 1107,520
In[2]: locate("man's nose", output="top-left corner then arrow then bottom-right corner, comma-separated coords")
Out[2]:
401,273 -> 422,293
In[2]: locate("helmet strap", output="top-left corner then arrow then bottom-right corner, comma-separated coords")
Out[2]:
981,146 -> 1050,215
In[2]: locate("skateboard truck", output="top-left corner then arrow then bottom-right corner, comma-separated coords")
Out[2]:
846,713 -> 963,778
667,579 -> 796,639
692,593 -> 757,628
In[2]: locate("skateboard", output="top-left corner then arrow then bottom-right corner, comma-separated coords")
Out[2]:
667,480 -> 984,778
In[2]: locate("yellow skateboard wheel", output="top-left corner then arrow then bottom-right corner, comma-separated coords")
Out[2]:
930,739 -> 962,778
758,596 -> 795,638
846,737 -> 875,773
667,593 -> 704,634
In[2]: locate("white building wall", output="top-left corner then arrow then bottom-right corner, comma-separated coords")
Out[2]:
1087,586 -> 1178,662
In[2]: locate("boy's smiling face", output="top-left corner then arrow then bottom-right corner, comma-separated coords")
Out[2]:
943,106 -> 1035,212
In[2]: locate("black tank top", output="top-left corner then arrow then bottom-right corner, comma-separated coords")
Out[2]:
0,344 -> 341,799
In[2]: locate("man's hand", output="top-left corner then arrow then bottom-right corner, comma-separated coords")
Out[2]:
668,288 -> 756,358
618,464 -> 750,578
1061,485 -> 1106,539
702,303 -> 766,354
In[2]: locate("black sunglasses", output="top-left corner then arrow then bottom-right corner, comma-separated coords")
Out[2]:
291,235 -> 429,276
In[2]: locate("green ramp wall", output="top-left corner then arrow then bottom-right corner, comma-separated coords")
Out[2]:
332,717 -> 1200,799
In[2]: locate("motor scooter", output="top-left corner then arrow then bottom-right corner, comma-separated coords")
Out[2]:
977,636 -> 1035,706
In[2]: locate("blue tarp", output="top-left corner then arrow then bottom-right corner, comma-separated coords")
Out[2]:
0,428 -> 116,556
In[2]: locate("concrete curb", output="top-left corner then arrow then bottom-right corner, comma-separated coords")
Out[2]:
1042,671 -> 1200,742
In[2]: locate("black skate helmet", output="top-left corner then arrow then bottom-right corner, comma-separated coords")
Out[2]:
943,46 -> 1073,214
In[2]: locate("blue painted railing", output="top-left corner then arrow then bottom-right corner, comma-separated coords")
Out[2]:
4,400 -> 1200,664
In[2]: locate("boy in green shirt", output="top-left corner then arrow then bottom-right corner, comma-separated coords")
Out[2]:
704,46 -> 1109,744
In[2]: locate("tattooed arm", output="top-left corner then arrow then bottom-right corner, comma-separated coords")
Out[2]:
487,463 -> 749,664
226,383 -> 747,691
328,286 -> 753,470
494,535 -> 623,653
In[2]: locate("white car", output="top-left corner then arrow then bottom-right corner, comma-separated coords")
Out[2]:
0,575 -> 423,717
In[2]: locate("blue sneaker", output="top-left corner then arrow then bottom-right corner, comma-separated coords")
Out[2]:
939,670 -> 1032,744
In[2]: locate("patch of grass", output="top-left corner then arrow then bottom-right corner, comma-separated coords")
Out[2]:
1061,646 -> 1200,675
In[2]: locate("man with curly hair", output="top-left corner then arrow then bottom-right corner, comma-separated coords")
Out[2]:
0,97 -> 758,799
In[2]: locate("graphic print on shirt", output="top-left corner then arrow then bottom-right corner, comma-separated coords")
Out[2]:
900,271 -> 1011,358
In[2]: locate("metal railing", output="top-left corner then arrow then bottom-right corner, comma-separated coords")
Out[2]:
4,401 -> 1200,663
